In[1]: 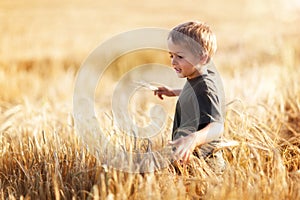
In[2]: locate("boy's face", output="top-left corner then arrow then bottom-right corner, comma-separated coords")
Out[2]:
167,39 -> 204,79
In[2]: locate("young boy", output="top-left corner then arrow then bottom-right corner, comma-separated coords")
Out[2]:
154,21 -> 226,173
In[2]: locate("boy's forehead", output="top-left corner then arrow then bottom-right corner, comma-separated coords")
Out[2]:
167,39 -> 188,53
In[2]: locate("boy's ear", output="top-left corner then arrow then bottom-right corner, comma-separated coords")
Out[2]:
199,53 -> 209,64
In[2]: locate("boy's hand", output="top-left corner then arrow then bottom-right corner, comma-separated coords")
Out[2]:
168,132 -> 198,163
168,122 -> 224,163
154,87 -> 180,100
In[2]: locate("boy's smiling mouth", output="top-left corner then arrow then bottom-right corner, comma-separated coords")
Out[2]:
174,68 -> 181,73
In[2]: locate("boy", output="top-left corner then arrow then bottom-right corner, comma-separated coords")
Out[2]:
154,21 -> 226,173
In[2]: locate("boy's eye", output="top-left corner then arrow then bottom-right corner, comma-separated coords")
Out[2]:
169,54 -> 183,59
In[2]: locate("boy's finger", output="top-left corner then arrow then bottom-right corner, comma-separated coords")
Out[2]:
168,140 -> 175,145
157,86 -> 165,91
182,151 -> 190,163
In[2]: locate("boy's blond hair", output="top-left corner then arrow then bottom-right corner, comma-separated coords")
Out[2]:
168,21 -> 217,62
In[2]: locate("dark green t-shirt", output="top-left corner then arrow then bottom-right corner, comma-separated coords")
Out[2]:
172,61 -> 225,141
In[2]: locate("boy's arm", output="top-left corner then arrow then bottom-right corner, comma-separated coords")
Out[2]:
171,89 -> 182,96
169,122 -> 224,163
154,87 -> 181,100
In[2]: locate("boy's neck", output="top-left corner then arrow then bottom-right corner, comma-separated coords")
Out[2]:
196,61 -> 211,76
197,65 -> 208,76
187,60 -> 212,80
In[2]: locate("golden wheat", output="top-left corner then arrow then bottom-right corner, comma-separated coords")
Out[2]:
1,0 -> 300,199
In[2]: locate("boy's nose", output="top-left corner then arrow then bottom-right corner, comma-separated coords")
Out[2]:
171,58 -> 178,66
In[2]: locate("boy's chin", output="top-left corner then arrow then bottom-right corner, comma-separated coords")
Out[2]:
176,73 -> 185,78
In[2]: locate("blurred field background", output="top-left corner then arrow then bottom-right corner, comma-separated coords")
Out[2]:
1,0 -> 300,199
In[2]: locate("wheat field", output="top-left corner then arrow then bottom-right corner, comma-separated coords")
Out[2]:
0,0 -> 300,199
